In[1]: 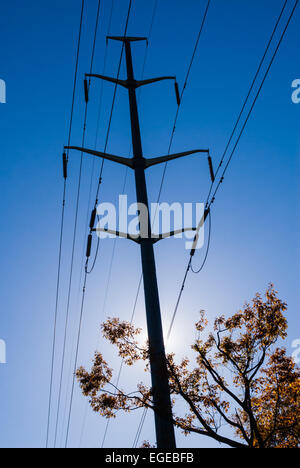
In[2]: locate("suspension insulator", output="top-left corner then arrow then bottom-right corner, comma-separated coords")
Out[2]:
208,155 -> 215,183
190,209 -> 210,257
174,81 -> 181,106
89,208 -> 97,230
86,234 -> 92,258
190,233 -> 198,258
63,152 -> 68,179
84,79 -> 89,103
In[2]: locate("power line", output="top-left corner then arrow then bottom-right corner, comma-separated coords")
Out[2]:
46,182 -> 67,448
133,0 -> 296,443
207,0 -> 298,209
94,1 -> 116,150
46,0 -> 85,449
83,0 -> 116,277
64,265 -> 88,448
77,2 -> 116,447
99,275 -> 143,448
100,358 -> 125,448
88,0 -> 157,276
83,0 -> 133,275
99,1 -> 159,449
64,0 -> 133,448
94,0 -> 133,201
131,0 -> 212,354
188,0 -> 290,281
133,408 -> 148,448
97,0 -> 158,324
205,0 -> 289,205
85,275 -> 143,449
62,3 -> 116,442
66,2 -> 86,153
79,0 -> 137,446
53,0 -> 103,448
167,0 -> 299,342
130,0 -> 212,447
190,209 -> 212,274
166,210 -> 211,340
156,0 -> 211,204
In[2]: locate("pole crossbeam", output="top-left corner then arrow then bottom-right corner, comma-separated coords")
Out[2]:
86,72 -> 176,90
107,36 -> 148,43
92,227 -> 197,245
65,146 -> 209,170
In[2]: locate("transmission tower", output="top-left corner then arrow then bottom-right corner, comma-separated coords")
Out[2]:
66,36 -> 209,448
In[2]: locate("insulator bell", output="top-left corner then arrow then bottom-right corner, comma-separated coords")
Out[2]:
63,152 -> 68,179
174,81 -> 181,106
86,234 -> 92,258
84,79 -> 89,103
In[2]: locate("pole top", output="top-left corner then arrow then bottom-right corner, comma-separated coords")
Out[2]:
107,36 -> 148,44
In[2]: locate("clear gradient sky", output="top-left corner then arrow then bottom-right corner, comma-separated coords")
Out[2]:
0,0 -> 299,448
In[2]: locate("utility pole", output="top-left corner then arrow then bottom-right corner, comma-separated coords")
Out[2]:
66,36 -> 209,449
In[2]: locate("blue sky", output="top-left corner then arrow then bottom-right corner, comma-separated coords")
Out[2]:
0,0 -> 299,448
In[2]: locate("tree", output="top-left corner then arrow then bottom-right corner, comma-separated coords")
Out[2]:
76,285 -> 300,448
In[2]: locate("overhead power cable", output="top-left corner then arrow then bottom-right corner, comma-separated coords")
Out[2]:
64,264 -> 88,448
205,0 -> 289,204
189,0 -> 289,277
166,210 -> 211,340
53,0 -> 103,448
133,0 -> 295,445
133,0 -> 212,350
82,0 -> 116,277
133,408 -> 148,448
63,5 -> 116,442
156,0 -> 211,204
46,0 -> 85,449
64,0 -> 133,449
87,0 -> 158,279
78,4 -> 118,445
131,0 -> 212,448
190,209 -> 212,274
83,0 -> 133,279
99,1 -> 158,449
207,0 -> 297,210
167,0 -> 299,343
94,0 -> 133,203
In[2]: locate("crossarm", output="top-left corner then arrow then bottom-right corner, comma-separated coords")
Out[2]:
145,149 -> 209,168
86,74 -> 177,90
93,228 -> 141,244
107,36 -> 148,43
135,77 -> 176,88
92,227 -> 197,245
85,73 -> 128,88
152,227 -> 197,244
64,146 -> 134,168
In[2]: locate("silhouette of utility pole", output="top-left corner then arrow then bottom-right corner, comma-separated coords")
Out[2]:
66,36 -> 209,448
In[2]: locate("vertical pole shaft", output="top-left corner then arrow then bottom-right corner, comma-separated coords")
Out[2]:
124,40 -> 176,449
